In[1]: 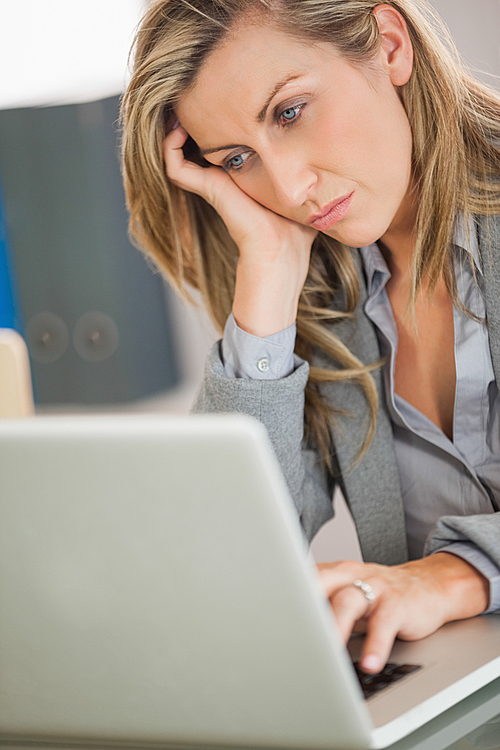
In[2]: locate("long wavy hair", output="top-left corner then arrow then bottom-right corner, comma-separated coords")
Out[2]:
120,0 -> 500,470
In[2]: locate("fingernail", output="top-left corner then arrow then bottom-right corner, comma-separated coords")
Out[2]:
361,654 -> 382,673
172,119 -> 179,130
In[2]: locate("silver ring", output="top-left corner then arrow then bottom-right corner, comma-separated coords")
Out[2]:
353,579 -> 376,605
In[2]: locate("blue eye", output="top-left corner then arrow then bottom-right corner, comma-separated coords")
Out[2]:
278,104 -> 304,126
222,104 -> 305,174
224,151 -> 251,172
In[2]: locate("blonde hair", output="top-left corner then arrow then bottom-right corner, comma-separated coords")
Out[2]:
120,0 -> 500,469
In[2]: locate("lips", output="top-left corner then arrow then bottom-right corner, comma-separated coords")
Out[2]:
308,192 -> 354,231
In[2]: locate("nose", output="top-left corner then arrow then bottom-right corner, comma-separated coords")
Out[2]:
264,151 -> 318,209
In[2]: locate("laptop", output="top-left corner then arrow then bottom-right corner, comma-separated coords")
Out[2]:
0,414 -> 499,750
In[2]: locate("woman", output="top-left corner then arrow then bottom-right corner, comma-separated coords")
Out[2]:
120,0 -> 500,682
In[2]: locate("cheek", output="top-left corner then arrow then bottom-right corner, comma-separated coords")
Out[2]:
233,167 -> 286,214
315,112 -> 391,186
313,80 -> 412,193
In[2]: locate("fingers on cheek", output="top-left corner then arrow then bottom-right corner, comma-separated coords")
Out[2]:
164,152 -> 194,190
163,146 -> 183,181
163,155 -> 176,184
163,130 -> 188,167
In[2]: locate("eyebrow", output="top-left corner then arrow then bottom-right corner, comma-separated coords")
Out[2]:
199,73 -> 303,157
256,73 -> 302,123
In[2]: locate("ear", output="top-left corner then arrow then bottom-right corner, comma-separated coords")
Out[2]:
372,4 -> 413,86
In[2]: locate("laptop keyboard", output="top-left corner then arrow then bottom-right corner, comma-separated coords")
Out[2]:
352,661 -> 422,699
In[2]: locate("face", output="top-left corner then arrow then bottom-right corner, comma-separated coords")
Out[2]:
176,19 -> 415,249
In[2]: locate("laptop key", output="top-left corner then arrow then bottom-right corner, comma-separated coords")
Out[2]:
352,661 -> 422,699
381,662 -> 399,675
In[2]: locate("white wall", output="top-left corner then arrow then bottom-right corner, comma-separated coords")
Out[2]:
0,0 -> 147,109
431,0 -> 500,90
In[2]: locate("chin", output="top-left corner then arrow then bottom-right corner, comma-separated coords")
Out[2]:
323,219 -> 389,249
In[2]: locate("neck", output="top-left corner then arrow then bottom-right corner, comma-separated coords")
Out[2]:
378,179 -> 419,281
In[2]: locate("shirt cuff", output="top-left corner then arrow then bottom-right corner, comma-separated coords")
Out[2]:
432,542 -> 500,614
222,312 -> 298,379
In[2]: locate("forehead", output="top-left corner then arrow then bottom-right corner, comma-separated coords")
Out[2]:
176,22 -> 339,141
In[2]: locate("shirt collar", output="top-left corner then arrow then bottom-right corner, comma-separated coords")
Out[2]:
359,212 -> 482,298
359,242 -> 389,299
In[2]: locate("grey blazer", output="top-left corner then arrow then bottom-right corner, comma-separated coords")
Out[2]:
192,213 -> 500,570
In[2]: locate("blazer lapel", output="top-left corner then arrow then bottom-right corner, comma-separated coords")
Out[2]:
318,250 -> 408,565
477,213 -> 500,383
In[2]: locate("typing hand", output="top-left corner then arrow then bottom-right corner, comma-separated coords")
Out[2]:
316,552 -> 489,673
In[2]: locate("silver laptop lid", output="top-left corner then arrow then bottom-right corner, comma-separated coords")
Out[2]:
0,414 -> 373,749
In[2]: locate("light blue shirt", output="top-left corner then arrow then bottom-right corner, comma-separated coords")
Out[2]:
221,218 -> 500,613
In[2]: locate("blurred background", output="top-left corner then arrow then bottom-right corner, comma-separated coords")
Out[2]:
0,0 -> 499,561
0,0 -> 219,417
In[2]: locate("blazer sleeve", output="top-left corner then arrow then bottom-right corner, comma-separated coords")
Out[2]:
424,513 -> 500,570
424,514 -> 500,612
191,341 -> 336,542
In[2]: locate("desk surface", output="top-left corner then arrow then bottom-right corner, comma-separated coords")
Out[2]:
0,678 -> 499,750
379,676 -> 500,750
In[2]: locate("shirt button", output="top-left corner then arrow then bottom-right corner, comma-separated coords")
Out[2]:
256,357 -> 270,373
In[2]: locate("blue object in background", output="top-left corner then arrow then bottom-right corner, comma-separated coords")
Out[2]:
0,174 -> 22,333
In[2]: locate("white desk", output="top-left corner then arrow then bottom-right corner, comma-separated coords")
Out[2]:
1,681 -> 499,750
